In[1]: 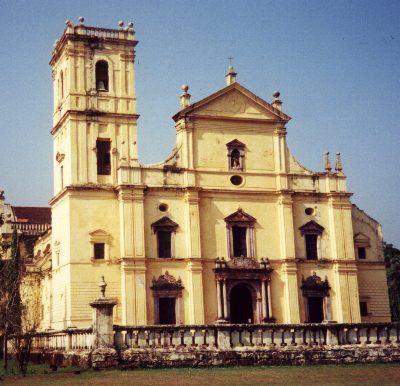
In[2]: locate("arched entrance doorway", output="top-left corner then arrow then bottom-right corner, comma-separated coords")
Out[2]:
229,283 -> 253,323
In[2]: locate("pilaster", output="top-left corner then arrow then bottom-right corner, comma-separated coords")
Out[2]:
333,261 -> 361,322
183,189 -> 202,258
277,194 -> 296,259
187,260 -> 205,324
282,261 -> 300,323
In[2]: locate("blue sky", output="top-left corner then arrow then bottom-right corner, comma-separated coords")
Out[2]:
0,0 -> 399,245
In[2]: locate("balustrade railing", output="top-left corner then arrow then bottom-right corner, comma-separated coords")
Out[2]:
113,322 -> 400,350
7,323 -> 400,353
7,328 -> 93,352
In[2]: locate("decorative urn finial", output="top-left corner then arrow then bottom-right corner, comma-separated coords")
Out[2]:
99,276 -> 107,298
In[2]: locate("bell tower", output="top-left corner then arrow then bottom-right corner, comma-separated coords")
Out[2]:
50,18 -> 138,194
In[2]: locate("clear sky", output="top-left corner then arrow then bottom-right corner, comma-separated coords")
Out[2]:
0,0 -> 399,246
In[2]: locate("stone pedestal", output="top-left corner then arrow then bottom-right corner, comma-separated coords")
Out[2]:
90,298 -> 117,348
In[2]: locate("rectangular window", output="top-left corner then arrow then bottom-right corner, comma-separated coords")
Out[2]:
232,226 -> 247,257
158,231 -> 172,258
94,243 -> 105,259
305,234 -> 318,260
358,247 -> 366,260
360,301 -> 368,317
96,139 -> 111,175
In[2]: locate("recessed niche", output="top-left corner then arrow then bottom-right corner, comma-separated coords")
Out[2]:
305,207 -> 314,215
230,175 -> 243,186
158,203 -> 168,212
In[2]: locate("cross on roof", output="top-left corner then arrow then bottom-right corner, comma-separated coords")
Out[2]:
228,56 -> 234,66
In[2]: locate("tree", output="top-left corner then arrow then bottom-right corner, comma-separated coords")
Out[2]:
384,242 -> 400,322
1,229 -> 22,370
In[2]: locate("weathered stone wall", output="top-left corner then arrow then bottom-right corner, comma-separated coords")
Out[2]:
42,344 -> 400,369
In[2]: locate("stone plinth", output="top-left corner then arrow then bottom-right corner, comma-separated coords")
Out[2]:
90,298 -> 117,349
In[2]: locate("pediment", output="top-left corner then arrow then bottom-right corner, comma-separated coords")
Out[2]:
90,229 -> 110,237
224,208 -> 256,224
226,139 -> 245,149
151,216 -> 179,232
299,221 -> 325,235
89,229 -> 111,243
173,82 -> 290,122
354,232 -> 371,247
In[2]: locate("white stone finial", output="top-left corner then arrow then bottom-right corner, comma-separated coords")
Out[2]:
127,22 -> 134,28
78,16 -> 85,25
271,91 -> 282,111
118,20 -> 124,28
226,65 -> 237,85
324,151 -> 332,172
335,152 -> 343,173
180,84 -> 191,109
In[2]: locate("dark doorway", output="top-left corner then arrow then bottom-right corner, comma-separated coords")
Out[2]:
159,297 -> 176,324
307,297 -> 324,323
229,284 -> 253,323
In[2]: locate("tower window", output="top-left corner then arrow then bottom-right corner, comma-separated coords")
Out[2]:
360,301 -> 368,317
305,235 -> 318,260
95,61 -> 109,91
151,217 -> 179,259
96,139 -> 111,175
232,226 -> 247,257
158,231 -> 172,258
60,70 -> 64,99
94,243 -> 105,260
358,247 -> 366,260
299,221 -> 324,260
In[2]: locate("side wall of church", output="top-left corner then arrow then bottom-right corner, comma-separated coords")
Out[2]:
352,205 -> 390,321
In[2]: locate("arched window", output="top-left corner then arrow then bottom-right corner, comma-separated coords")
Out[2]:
95,60 -> 109,91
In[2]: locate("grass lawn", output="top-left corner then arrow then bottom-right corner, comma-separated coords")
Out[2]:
1,362 -> 400,385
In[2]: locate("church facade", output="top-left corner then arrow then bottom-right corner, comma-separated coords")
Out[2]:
28,20 -> 390,329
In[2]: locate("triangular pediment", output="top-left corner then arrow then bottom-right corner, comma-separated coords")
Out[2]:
354,232 -> 371,247
226,139 -> 245,149
299,221 -> 325,235
151,216 -> 179,232
173,82 -> 291,122
224,208 -> 256,223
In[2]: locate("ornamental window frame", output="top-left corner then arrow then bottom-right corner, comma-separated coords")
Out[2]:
224,208 -> 256,259
299,220 -> 324,260
226,139 -> 245,171
354,232 -> 370,260
151,217 -> 179,259
150,271 -> 184,324
89,229 -> 111,261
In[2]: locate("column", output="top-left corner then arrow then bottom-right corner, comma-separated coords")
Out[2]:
261,280 -> 268,322
267,278 -> 273,321
222,280 -> 228,320
216,280 -> 223,320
